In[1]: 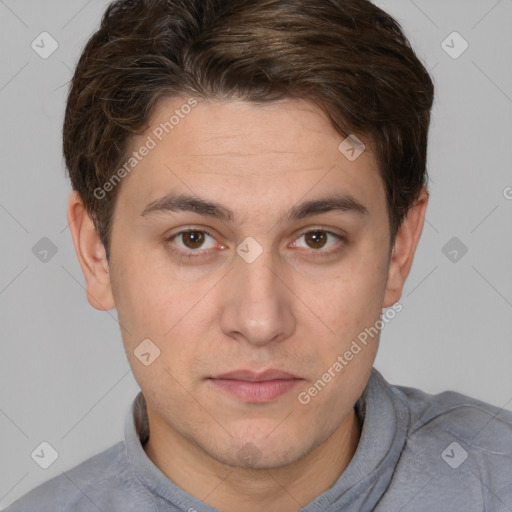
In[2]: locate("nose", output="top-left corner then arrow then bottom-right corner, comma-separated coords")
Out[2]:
219,245 -> 296,347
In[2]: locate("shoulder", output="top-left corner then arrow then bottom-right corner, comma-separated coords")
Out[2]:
393,381 -> 512,445
388,381 -> 512,509
4,441 -> 154,512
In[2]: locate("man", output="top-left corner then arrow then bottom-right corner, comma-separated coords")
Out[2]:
6,0 -> 512,510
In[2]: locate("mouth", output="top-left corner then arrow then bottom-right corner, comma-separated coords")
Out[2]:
207,369 -> 303,403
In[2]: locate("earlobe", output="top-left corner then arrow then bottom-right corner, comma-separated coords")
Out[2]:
67,191 -> 116,311
383,188 -> 429,308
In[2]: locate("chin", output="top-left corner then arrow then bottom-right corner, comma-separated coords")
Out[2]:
204,433 -> 314,470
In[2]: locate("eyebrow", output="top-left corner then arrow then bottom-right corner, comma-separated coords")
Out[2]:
140,192 -> 369,224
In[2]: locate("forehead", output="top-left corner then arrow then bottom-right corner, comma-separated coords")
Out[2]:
116,97 -> 385,220
145,97 -> 372,161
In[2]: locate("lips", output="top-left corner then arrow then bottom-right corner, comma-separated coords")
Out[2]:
212,369 -> 300,382
208,369 -> 303,402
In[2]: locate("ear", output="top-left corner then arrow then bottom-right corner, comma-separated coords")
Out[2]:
67,191 -> 115,311
383,188 -> 429,308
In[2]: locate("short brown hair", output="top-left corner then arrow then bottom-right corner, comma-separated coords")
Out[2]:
63,0 -> 435,262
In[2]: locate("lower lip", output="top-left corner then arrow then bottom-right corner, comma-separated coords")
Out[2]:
209,378 -> 301,402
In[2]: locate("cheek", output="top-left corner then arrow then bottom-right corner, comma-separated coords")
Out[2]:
110,251 -> 176,343
305,251 -> 388,337
112,255 -> 213,376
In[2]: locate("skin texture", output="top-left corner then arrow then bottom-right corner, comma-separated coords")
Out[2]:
68,97 -> 428,512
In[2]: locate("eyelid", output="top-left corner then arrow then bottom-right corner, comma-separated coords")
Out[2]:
296,225 -> 346,240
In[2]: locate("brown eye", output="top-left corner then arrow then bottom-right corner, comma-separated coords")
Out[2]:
304,231 -> 328,250
293,229 -> 347,258
180,231 -> 206,249
169,230 -> 217,252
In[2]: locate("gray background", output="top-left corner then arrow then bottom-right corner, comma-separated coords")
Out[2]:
0,0 -> 511,508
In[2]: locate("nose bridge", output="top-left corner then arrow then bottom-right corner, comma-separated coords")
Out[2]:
220,239 -> 295,345
238,245 -> 280,301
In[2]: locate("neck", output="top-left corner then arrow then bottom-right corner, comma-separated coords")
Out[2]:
143,408 -> 361,512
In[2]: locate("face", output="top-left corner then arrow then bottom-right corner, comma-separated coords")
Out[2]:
75,97 -> 416,470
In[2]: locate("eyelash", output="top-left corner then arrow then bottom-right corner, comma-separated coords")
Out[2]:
165,227 -> 346,261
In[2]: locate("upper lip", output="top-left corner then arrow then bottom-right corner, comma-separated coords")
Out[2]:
210,369 -> 301,382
